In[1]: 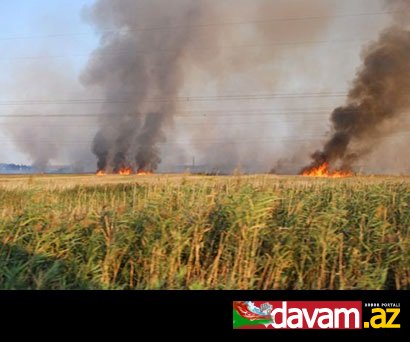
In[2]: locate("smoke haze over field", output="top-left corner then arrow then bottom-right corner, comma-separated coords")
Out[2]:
1,0 -> 410,174
302,0 -> 410,173
81,0 -> 337,173
3,62 -> 97,172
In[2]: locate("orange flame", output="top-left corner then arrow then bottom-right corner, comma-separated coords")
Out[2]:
95,168 -> 152,176
136,169 -> 152,176
302,162 -> 352,178
118,167 -> 133,175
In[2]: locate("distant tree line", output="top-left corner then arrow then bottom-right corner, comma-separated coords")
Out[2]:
0,163 -> 32,173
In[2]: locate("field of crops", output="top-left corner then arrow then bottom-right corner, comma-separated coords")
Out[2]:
0,174 -> 409,290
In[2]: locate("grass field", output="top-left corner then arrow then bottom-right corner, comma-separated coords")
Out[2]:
0,173 -> 409,290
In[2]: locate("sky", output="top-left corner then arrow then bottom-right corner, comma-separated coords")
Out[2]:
0,0 -> 96,71
0,0 -> 402,173
0,0 -> 98,165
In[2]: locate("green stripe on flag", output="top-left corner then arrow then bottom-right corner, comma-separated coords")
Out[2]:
233,309 -> 272,329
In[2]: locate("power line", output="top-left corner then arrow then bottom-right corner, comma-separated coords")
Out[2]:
1,119 -> 410,128
0,92 -> 349,106
0,121 -> 332,127
2,131 -> 410,147
2,108 -> 408,118
0,37 -> 371,62
2,131 -> 409,147
0,106 -> 349,116
3,109 -> 409,118
0,110 -> 339,118
0,122 -> 334,130
0,112 -> 332,118
0,137 -> 327,146
0,10 -> 399,42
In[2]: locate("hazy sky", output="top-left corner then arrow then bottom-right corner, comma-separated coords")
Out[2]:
0,0 -> 97,164
0,0 -> 96,72
0,0 -> 401,173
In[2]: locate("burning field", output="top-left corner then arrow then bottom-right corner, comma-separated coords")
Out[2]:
1,0 -> 410,292
96,168 -> 152,176
302,163 -> 353,178
79,0 -> 409,179
3,0 -> 410,177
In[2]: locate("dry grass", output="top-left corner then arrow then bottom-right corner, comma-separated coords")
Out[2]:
0,173 -> 409,289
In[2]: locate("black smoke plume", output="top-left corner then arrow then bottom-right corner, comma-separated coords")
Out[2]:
302,0 -> 410,173
82,0 -> 334,174
81,0 -> 205,173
